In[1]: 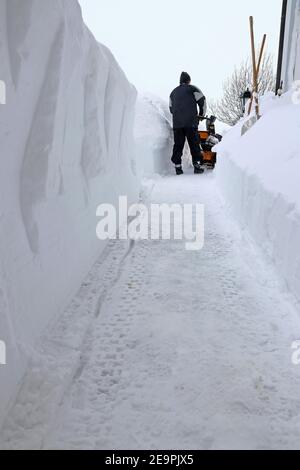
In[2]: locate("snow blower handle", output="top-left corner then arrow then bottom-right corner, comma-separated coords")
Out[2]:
248,33 -> 267,115
249,16 -> 260,118
199,115 -> 216,122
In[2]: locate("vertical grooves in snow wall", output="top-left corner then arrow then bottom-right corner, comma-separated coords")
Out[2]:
0,0 -> 138,425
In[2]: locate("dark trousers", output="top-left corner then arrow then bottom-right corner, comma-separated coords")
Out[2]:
171,127 -> 203,166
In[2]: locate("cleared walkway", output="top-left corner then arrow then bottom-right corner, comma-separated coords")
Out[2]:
2,173 -> 300,450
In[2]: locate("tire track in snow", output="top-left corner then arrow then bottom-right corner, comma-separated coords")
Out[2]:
0,236 -> 137,450
71,238 -> 136,385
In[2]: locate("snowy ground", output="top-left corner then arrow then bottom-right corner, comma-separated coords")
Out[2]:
2,172 -> 300,450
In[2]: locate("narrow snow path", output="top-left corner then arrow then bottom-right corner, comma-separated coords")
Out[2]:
2,173 -> 300,450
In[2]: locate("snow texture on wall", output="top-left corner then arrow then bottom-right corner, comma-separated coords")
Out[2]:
134,93 -> 173,176
216,92 -> 300,304
282,0 -> 300,91
0,0 -> 138,425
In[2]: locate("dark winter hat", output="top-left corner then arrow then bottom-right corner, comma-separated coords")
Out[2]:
180,72 -> 191,84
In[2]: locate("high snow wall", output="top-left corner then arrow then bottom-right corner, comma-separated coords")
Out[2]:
216,92 -> 300,303
0,0 -> 138,424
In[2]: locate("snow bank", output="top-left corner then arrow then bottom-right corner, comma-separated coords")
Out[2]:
216,92 -> 300,302
0,0 -> 138,425
134,93 -> 173,176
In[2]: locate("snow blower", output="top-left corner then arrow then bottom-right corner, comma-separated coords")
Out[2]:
198,116 -> 222,170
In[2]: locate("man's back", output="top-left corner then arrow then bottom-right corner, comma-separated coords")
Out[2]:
170,83 -> 206,129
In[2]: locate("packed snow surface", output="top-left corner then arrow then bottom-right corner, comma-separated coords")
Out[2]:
1,173 -> 300,450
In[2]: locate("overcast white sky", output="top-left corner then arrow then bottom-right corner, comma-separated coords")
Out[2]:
79,0 -> 282,101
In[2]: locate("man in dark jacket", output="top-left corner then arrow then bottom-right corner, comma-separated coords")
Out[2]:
169,72 -> 207,175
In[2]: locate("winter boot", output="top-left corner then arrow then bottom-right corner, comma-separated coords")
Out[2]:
194,162 -> 205,174
175,165 -> 184,176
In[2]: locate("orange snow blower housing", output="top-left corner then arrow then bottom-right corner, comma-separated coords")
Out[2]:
198,116 -> 222,170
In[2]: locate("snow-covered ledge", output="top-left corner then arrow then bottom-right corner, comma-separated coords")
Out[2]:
0,0 -> 138,424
